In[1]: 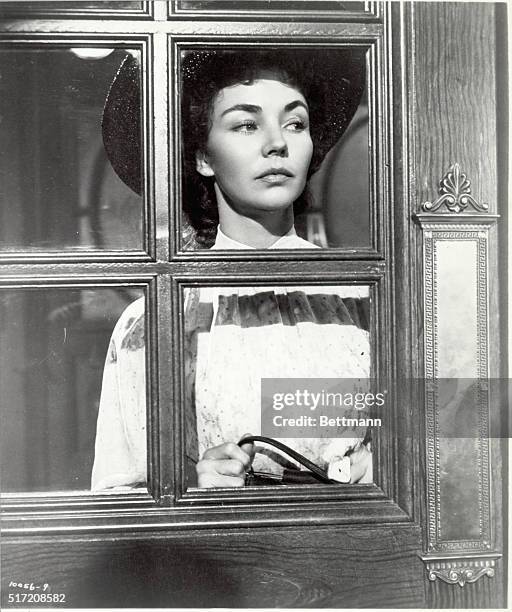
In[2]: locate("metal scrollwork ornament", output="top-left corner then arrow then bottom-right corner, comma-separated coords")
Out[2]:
428,566 -> 494,587
422,163 -> 489,214
424,556 -> 498,587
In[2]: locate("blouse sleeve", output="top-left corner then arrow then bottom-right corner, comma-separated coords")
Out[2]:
91,298 -> 146,491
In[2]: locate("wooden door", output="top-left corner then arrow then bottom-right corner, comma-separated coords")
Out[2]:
0,1 -> 506,608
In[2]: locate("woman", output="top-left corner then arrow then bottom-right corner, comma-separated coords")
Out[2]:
93,48 -> 372,490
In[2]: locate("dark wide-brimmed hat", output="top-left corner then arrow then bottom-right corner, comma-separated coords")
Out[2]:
102,48 -> 366,195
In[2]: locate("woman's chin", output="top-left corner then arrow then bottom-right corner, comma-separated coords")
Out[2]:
243,195 -> 298,214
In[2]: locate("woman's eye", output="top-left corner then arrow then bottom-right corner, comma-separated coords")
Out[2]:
233,121 -> 258,133
285,119 -> 307,131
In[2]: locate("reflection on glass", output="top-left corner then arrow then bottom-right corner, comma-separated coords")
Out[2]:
0,287 -> 144,492
0,1 -> 142,13
178,1 -> 366,11
0,48 -> 143,252
303,92 -> 369,248
184,285 -> 373,488
179,48 -> 369,251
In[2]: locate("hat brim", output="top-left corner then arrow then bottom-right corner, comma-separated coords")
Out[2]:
102,54 -> 142,195
102,48 -> 366,195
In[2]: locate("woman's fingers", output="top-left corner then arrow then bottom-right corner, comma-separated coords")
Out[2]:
196,458 -> 246,478
349,444 -> 372,483
197,472 -> 246,488
196,439 -> 255,488
202,441 -> 252,469
239,432 -> 256,462
196,457 -> 246,488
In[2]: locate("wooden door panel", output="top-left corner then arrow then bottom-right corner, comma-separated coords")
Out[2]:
0,2 -> 506,609
2,525 -> 424,608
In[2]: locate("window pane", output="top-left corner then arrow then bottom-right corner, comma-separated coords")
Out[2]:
304,88 -> 370,249
177,1 -> 366,12
0,2 -> 143,14
179,47 -> 370,250
0,48 -> 143,252
183,284 -> 373,489
0,287 -> 145,492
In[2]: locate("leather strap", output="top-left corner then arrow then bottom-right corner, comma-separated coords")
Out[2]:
238,435 -> 334,484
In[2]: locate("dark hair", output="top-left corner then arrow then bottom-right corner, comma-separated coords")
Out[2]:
102,48 -> 365,224
181,50 -> 328,248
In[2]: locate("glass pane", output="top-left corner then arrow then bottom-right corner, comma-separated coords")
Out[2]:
179,47 -> 370,250
0,2 -> 143,15
0,287 -> 145,492
305,88 -> 369,249
0,48 -> 143,252
183,284 -> 374,489
178,1 -> 366,12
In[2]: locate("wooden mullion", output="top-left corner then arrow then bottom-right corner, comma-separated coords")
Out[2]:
0,19 -> 383,38
151,30 -> 169,262
0,259 -> 385,280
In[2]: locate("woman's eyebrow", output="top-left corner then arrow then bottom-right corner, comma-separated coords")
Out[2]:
220,103 -> 261,117
219,100 -> 309,118
284,100 -> 309,113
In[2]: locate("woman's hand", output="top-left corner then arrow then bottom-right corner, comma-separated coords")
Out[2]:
196,435 -> 255,488
349,443 -> 372,483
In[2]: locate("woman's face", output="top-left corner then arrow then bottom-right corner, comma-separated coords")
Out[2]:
196,79 -> 313,217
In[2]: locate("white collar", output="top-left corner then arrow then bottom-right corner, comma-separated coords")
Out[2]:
211,226 -> 318,250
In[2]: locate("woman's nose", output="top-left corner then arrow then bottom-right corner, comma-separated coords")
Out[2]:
262,125 -> 288,157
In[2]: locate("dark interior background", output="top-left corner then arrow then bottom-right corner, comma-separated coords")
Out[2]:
0,286 -> 143,492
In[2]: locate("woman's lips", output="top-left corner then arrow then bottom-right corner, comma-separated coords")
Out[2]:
258,173 -> 292,184
257,169 -> 294,184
